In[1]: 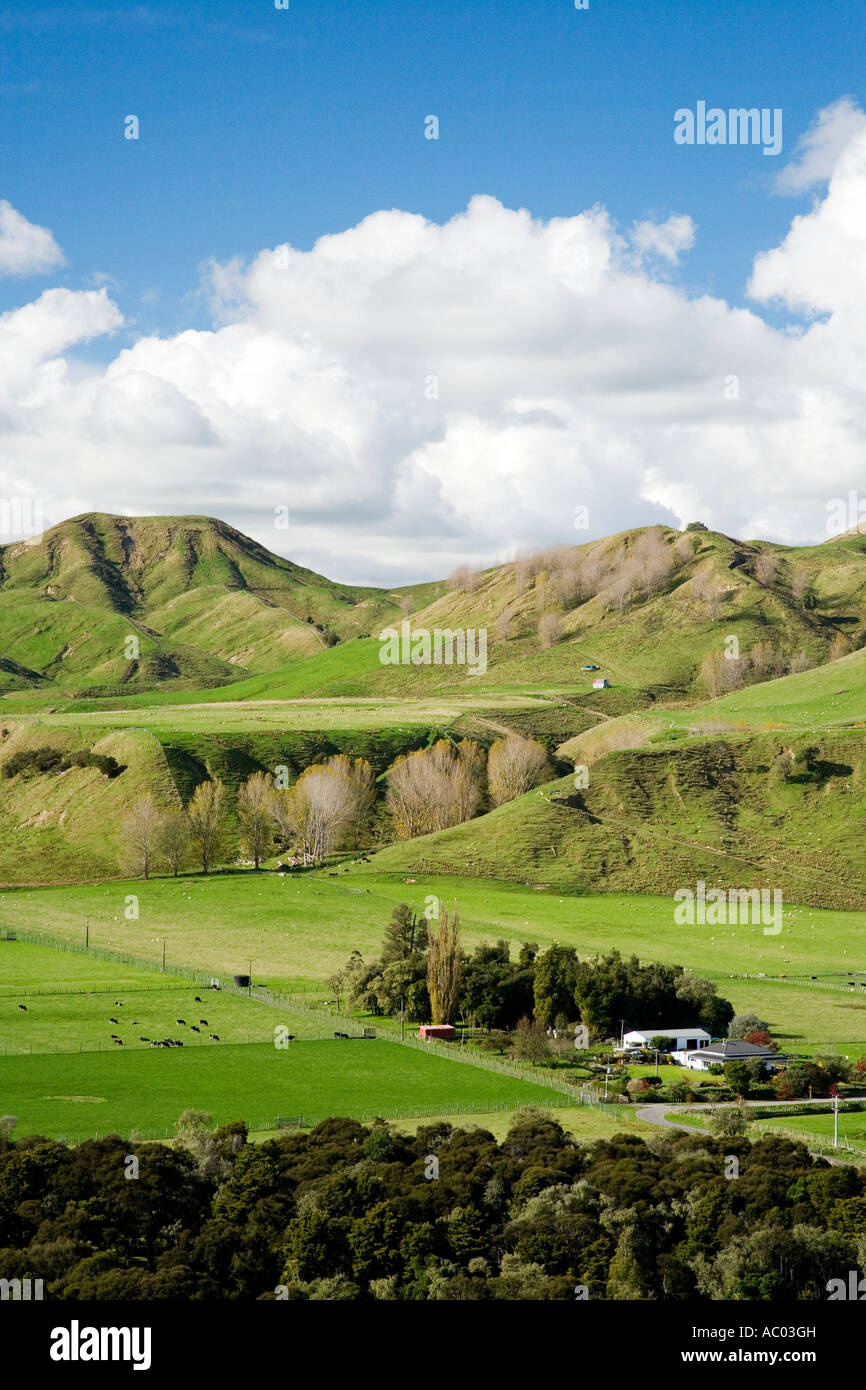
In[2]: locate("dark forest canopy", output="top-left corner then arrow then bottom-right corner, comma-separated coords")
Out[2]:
1,1111 -> 863,1301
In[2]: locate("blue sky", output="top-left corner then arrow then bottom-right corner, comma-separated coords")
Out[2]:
1,0 -> 866,581
1,0 -> 862,335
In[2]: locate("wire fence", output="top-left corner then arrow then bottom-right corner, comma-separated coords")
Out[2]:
708,969 -> 866,995
49,1094 -> 575,1147
751,1123 -> 866,1162
0,923 -> 642,1126
395,1030 -> 587,1097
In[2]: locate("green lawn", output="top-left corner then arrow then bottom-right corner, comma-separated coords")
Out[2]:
0,1038 -> 564,1142
0,939 -> 169,994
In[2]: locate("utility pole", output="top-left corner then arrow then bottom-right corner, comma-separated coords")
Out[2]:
834,1091 -> 839,1148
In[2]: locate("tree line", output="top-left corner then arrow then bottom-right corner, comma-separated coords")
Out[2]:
336,915 -> 734,1036
120,731 -> 554,877
1,1109 -> 862,1300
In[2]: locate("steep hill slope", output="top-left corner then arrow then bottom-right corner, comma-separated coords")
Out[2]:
0,514 -> 421,695
364,727 -> 866,910
3,515 -> 866,702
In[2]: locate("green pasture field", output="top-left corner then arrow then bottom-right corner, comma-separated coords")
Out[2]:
4,871 -> 866,1055
0,939 -> 335,1053
756,1109 -> 866,1144
249,1103 -> 652,1146
1,1037 -> 563,1142
27,693 -> 553,737
0,940 -> 170,994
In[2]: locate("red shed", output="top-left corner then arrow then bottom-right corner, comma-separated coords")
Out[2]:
418,1023 -> 455,1041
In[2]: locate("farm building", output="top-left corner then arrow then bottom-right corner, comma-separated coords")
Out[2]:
623,1026 -> 711,1053
418,1024 -> 455,1041
592,677 -> 610,689
676,1040 -> 788,1071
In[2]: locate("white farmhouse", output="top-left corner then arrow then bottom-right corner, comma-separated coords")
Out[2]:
676,1040 -> 787,1072
622,1026 -> 712,1053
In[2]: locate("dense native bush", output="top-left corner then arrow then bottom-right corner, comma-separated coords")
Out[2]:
0,1112 -> 862,1300
2,746 -> 123,779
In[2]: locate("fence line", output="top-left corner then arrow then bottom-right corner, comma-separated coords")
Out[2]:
394,1031 -> 586,1097
752,1123 -> 866,1161
708,970 -> 866,995
50,1094 -> 574,1147
0,922 -> 626,1112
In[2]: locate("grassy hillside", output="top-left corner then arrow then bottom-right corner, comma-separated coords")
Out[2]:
0,513 -> 422,696
367,727 -> 866,909
4,513 -> 866,704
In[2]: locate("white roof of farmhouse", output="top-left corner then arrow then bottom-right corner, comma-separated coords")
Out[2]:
627,1026 -> 712,1038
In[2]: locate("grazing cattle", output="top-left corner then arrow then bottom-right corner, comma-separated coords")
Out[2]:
209,1034 -> 219,1040
286,1034 -> 296,1041
199,1019 -> 208,1025
194,997 -> 202,1003
113,1038 -> 123,1045
334,1031 -> 349,1039
114,1001 -> 123,1006
17,1004 -> 26,1011
140,1037 -> 149,1042
190,1025 -> 200,1032
109,1018 -> 118,1024
176,1018 -> 186,1025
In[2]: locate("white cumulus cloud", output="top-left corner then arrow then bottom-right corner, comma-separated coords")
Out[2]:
4,114 -> 866,582
0,200 -> 64,277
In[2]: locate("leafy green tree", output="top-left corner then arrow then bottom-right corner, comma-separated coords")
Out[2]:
534,945 -> 578,1026
381,903 -> 427,963
709,1104 -> 750,1138
724,1060 -> 753,1098
511,1016 -> 550,1064
728,1013 -> 770,1040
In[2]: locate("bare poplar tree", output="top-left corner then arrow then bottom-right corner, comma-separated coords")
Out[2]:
155,808 -> 191,877
488,733 -> 551,806
237,770 -> 275,869
538,611 -> 562,648
385,739 -> 484,839
278,756 -> 373,863
633,530 -> 673,594
122,795 -> 161,880
324,753 -> 376,839
753,552 -> 779,587
426,906 -> 462,1024
187,778 -> 226,874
